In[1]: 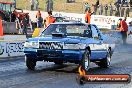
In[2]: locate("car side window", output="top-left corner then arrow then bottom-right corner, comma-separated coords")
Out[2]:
82,25 -> 92,38
91,25 -> 99,39
93,25 -> 102,40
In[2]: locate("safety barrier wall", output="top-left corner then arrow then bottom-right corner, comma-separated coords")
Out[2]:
3,21 -> 17,34
0,41 -> 25,58
24,10 -> 132,29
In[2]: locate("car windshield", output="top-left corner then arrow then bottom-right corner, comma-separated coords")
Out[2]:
41,23 -> 92,38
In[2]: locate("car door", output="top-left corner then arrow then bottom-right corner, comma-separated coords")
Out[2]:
89,25 -> 107,60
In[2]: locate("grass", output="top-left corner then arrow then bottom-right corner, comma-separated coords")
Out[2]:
2,0 -> 132,17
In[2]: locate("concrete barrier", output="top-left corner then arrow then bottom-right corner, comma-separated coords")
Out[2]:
0,41 -> 25,58
3,21 -> 17,34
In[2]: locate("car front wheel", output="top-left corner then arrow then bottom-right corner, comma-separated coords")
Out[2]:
25,56 -> 36,70
81,49 -> 90,71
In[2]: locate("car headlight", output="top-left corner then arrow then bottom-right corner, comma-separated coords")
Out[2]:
63,43 -> 86,50
24,41 -> 39,48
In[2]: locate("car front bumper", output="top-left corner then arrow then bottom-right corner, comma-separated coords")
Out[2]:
24,48 -> 85,62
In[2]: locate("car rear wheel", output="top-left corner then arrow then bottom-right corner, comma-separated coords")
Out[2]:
25,56 -> 36,70
81,49 -> 90,71
97,50 -> 111,68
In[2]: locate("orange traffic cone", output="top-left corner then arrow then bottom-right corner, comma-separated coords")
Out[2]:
0,16 -> 3,36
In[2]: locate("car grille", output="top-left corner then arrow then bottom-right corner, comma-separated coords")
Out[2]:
39,42 -> 63,49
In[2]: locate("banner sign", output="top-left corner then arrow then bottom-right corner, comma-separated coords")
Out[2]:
91,15 -> 116,29
24,10 -> 132,29
0,42 -> 24,58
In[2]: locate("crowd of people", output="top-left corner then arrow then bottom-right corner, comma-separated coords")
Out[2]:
35,10 -> 55,29
30,0 -> 53,12
30,0 -> 39,10
29,0 -> 131,17
84,0 -> 131,17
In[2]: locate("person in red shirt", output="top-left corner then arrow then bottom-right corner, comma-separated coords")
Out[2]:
44,11 -> 55,28
119,17 -> 128,44
85,9 -> 92,24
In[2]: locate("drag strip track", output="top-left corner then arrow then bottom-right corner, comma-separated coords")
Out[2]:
0,44 -> 132,88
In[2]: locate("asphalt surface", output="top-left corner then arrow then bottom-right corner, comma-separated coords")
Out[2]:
0,40 -> 132,88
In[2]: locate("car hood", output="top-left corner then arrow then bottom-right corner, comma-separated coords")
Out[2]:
27,36 -> 99,44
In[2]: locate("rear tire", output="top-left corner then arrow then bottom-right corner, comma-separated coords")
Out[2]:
97,50 -> 111,68
25,56 -> 36,70
81,49 -> 90,71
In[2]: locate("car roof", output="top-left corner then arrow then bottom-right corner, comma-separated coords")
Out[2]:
50,22 -> 96,26
53,16 -> 65,18
50,22 -> 86,25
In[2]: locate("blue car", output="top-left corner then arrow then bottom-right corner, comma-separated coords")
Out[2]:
24,22 -> 113,70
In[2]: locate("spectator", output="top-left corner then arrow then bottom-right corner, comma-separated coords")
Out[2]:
85,9 -> 93,24
37,15 -> 43,28
104,4 -> 108,16
121,8 -> 125,17
95,0 -> 99,12
11,10 -> 16,22
115,3 -> 120,16
111,20 -> 116,30
12,0 -> 16,8
44,11 -> 55,27
36,10 -> 43,28
96,0 -> 99,7
128,21 -> 132,35
118,17 -> 128,45
92,4 -> 97,15
22,15 -> 29,37
35,0 -> 39,10
125,7 -> 130,17
30,0 -> 35,10
46,0 -> 53,12
117,18 -> 122,29
84,2 -> 91,12
36,10 -> 41,18
109,4 -> 113,16
98,4 -> 103,15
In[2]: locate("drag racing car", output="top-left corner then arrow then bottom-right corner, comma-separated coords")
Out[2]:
24,22 -> 114,71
